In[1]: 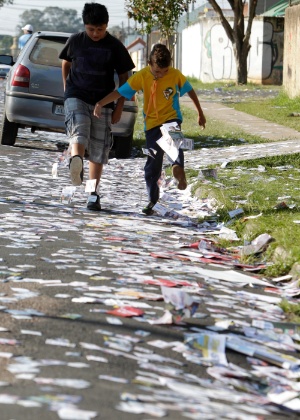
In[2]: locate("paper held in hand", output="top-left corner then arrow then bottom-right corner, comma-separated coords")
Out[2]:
156,123 -> 194,162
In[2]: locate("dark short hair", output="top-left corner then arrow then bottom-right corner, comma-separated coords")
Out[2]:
149,44 -> 171,68
82,3 -> 109,25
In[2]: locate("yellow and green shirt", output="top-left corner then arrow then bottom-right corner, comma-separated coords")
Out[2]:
117,66 -> 192,131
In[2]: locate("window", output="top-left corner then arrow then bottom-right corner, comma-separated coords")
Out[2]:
30,37 -> 67,67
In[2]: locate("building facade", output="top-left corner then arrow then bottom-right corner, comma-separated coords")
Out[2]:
283,2 -> 300,97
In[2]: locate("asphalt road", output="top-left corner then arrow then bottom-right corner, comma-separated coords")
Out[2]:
0,82 -> 299,420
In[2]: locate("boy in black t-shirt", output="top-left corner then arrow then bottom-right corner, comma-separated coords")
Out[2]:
59,2 -> 135,211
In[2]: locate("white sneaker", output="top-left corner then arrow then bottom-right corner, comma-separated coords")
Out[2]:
69,155 -> 83,186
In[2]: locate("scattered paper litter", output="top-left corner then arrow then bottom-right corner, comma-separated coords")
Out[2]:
58,407 -> 98,419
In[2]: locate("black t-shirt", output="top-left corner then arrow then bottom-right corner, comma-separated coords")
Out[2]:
59,31 -> 135,106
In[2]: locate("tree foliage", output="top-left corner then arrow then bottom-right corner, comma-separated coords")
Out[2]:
0,0 -> 13,8
207,0 -> 258,84
0,35 -> 13,54
17,7 -> 83,34
109,25 -> 127,43
125,0 -> 195,44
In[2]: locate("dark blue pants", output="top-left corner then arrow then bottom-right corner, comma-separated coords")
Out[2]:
144,120 -> 184,204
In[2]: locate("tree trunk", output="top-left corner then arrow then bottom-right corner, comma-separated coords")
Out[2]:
233,42 -> 250,85
208,0 -> 258,85
158,34 -> 175,66
236,57 -> 248,85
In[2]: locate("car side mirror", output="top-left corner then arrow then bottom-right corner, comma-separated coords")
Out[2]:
0,55 -> 14,66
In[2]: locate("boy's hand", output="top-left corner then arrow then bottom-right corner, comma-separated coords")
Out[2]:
111,102 -> 123,124
93,102 -> 102,118
198,113 -> 206,129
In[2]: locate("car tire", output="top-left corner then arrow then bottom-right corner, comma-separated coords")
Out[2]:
0,112 -> 18,146
113,134 -> 133,159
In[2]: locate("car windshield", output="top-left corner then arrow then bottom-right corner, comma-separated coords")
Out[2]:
30,37 -> 67,67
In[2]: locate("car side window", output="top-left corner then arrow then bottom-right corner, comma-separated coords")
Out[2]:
36,47 -> 58,66
30,39 -> 65,67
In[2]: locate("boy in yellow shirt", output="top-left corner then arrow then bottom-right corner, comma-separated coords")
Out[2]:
94,43 -> 206,215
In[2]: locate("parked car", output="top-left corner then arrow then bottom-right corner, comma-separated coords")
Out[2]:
0,31 -> 138,158
0,63 -> 11,79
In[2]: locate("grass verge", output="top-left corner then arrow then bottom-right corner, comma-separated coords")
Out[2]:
189,154 -> 300,279
224,91 -> 300,132
279,299 -> 300,323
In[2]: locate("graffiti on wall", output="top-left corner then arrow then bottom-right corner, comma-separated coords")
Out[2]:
204,21 -> 284,83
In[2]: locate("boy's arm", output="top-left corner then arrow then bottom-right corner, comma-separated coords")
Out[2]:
61,60 -> 71,91
94,90 -> 122,118
187,88 -> 206,129
111,72 -> 128,124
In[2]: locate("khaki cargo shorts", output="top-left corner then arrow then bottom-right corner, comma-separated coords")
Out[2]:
64,98 -> 112,164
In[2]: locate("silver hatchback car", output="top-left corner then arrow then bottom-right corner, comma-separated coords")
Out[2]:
0,31 -> 138,158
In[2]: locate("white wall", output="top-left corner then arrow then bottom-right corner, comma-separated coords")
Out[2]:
182,24 -> 203,79
180,16 -> 284,84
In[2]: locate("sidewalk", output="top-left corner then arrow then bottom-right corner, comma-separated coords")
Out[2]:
181,96 -> 300,141
181,97 -> 300,167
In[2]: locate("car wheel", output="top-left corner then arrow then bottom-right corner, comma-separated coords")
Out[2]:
0,112 -> 18,146
113,134 -> 133,159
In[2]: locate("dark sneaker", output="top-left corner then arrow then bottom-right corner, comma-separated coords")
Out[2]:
172,164 -> 187,190
142,201 -> 155,216
87,194 -> 101,211
69,155 -> 83,186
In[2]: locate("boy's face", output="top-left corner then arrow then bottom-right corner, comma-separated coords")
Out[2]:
85,24 -> 108,41
149,62 -> 169,79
